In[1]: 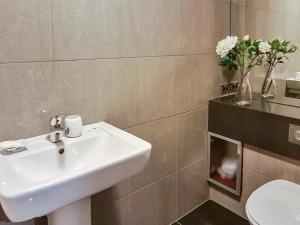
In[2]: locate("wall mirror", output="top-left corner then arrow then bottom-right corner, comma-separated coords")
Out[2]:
231,0 -> 300,105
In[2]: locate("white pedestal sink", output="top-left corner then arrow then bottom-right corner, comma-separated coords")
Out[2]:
0,122 -> 151,225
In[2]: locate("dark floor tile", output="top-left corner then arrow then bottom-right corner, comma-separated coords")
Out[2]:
179,200 -> 249,225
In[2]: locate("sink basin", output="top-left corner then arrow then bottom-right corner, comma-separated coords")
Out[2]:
0,122 -> 151,224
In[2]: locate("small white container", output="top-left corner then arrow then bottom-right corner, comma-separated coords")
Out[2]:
65,115 -> 83,138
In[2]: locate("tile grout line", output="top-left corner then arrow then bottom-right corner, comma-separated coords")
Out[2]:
125,106 -> 208,131
0,53 -> 217,65
50,0 -> 55,62
176,199 -> 210,223
208,198 -> 249,220
176,0 -> 179,56
111,159 -> 208,209
117,172 -> 178,203
177,159 -> 206,173
243,168 -> 274,181
229,0 -> 232,35
175,0 -> 180,220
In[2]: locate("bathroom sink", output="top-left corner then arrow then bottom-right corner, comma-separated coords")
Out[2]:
0,122 -> 151,224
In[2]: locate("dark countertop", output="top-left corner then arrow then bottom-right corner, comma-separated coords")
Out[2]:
211,94 -> 300,120
253,92 -> 300,108
208,94 -> 300,160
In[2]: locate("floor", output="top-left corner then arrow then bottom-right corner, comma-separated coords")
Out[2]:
172,200 -> 249,225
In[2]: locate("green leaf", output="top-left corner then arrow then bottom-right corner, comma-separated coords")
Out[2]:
248,46 -> 256,54
252,40 -> 260,48
219,56 -> 238,71
245,40 -> 252,47
219,57 -> 230,66
271,39 -> 280,49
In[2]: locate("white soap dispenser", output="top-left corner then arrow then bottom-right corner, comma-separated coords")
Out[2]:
64,115 -> 83,138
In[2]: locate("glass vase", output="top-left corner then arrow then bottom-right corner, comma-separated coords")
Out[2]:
261,66 -> 276,99
236,72 -> 252,106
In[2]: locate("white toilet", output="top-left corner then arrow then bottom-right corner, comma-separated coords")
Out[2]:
246,180 -> 300,225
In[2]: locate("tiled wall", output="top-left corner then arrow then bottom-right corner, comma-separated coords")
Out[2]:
211,145 -> 300,218
0,0 -> 231,225
231,0 -> 300,95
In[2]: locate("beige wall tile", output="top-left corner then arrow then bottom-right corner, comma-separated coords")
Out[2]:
246,0 -> 284,12
94,59 -> 129,128
0,62 -> 59,140
54,59 -> 128,128
245,0 -> 300,16
210,169 -> 271,218
126,116 -> 177,192
127,56 -> 177,126
53,0 -> 177,60
177,109 -> 208,169
244,145 -> 300,185
92,196 -> 130,225
231,5 -> 246,37
283,0 -> 300,17
178,0 -> 230,54
178,55 -> 221,112
0,0 -> 52,63
214,0 -> 231,47
231,0 -> 246,6
129,174 -> 177,225
177,160 -> 209,218
126,0 -> 177,57
91,179 -> 129,205
178,0 -> 214,54
53,60 -> 97,124
52,0 -> 128,60
246,8 -> 284,41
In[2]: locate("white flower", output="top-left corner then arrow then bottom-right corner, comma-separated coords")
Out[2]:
259,41 -> 271,53
216,36 -> 239,58
243,35 -> 250,41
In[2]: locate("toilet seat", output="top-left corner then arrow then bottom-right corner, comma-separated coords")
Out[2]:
246,204 -> 259,225
246,180 -> 300,225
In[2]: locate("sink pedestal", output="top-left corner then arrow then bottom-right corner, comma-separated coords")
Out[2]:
48,197 -> 91,225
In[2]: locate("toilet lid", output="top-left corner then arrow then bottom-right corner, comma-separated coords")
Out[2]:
246,180 -> 300,225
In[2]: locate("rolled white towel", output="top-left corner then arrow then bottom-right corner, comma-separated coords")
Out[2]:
217,155 -> 239,179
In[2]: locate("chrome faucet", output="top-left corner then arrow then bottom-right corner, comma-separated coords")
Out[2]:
49,114 -> 69,143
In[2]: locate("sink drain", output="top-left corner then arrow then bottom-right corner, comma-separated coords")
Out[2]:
58,148 -> 65,155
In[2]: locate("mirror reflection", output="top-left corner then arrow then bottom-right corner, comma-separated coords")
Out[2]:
231,0 -> 300,102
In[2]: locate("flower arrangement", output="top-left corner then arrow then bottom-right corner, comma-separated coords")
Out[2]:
261,38 -> 298,98
216,35 -> 298,104
216,35 -> 266,105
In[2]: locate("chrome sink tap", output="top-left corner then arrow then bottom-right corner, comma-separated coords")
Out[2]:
49,114 -> 69,143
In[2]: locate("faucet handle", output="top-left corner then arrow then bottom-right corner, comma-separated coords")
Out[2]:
49,114 -> 65,130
